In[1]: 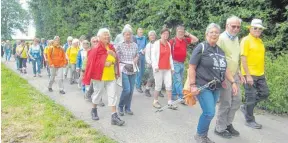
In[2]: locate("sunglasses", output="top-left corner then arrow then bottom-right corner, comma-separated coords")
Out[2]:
230,25 -> 240,29
252,27 -> 263,31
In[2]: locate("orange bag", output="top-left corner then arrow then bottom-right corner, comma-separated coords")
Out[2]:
182,69 -> 197,107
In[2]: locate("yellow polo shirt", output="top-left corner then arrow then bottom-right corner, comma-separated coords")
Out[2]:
240,34 -> 265,76
16,46 -> 28,58
66,46 -> 80,64
101,46 -> 116,81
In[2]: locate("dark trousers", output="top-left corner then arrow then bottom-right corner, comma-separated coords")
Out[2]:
19,58 -> 27,69
243,75 -> 269,122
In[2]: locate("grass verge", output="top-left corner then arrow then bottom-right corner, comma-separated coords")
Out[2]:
1,64 -> 116,143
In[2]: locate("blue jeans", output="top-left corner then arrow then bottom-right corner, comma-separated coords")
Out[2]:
32,58 -> 41,74
5,51 -> 11,61
197,89 -> 220,136
135,55 -> 145,89
119,73 -> 136,111
172,62 -> 184,100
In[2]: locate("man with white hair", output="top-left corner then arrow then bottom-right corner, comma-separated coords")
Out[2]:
215,16 -> 245,138
240,19 -> 269,129
63,36 -> 73,78
83,28 -> 125,126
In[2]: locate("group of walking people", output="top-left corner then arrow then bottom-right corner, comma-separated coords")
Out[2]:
4,15 -> 270,143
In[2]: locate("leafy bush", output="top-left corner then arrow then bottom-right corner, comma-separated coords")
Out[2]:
257,53 -> 288,114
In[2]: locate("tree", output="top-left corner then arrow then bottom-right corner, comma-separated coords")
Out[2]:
1,0 -> 30,40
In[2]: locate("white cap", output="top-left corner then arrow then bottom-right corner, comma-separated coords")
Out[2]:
250,19 -> 266,29
67,36 -> 73,41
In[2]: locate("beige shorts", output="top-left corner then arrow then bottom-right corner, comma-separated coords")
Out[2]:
154,70 -> 172,91
91,80 -> 117,106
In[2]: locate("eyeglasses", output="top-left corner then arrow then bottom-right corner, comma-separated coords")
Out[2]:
252,27 -> 263,31
92,40 -> 98,43
83,42 -> 89,44
230,25 -> 240,29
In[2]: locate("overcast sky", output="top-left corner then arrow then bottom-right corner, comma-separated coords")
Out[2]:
11,0 -> 36,40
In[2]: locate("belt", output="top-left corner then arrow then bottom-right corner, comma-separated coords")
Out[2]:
173,60 -> 184,64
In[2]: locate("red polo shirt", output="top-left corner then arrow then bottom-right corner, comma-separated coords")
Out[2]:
169,37 -> 192,62
158,42 -> 171,70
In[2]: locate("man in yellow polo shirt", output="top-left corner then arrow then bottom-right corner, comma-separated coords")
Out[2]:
240,19 -> 269,129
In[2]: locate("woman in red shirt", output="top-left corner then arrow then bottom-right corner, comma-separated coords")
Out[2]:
151,28 -> 176,110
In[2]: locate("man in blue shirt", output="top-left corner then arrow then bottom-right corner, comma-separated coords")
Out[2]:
135,28 -> 147,93
40,38 -> 47,69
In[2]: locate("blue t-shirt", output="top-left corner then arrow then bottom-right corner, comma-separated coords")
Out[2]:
30,45 -> 42,59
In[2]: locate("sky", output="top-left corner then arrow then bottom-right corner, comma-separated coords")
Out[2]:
11,0 -> 36,40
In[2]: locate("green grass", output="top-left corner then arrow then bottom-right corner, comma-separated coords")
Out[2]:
1,64 -> 116,143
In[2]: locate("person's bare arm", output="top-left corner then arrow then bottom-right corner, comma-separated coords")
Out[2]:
189,64 -> 200,95
241,56 -> 253,86
185,31 -> 199,43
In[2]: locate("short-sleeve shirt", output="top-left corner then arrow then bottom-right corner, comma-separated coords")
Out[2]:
158,42 -> 171,69
240,34 -> 265,76
102,46 -> 116,81
116,42 -> 138,75
189,42 -> 227,89
169,37 -> 192,62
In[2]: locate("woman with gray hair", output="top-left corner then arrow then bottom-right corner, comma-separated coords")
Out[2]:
116,27 -> 139,116
66,39 -> 80,84
144,30 -> 164,97
83,28 -> 124,126
188,23 -> 238,143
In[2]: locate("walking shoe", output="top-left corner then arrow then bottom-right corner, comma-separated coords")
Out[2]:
227,124 -> 240,136
136,87 -> 143,93
59,90 -> 65,94
194,134 -> 207,143
70,80 -> 74,85
64,74 -> 67,79
48,88 -> 53,92
153,101 -> 162,109
111,113 -> 125,126
99,101 -> 105,107
38,74 -> 42,77
245,121 -> 262,129
24,70 -> 27,74
91,108 -> 99,120
204,136 -> 215,143
118,107 -> 124,116
33,74 -> 36,77
125,109 -> 134,115
214,129 -> 232,139
168,104 -> 178,110
180,99 -> 186,105
159,92 -> 164,97
144,89 -> 151,97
